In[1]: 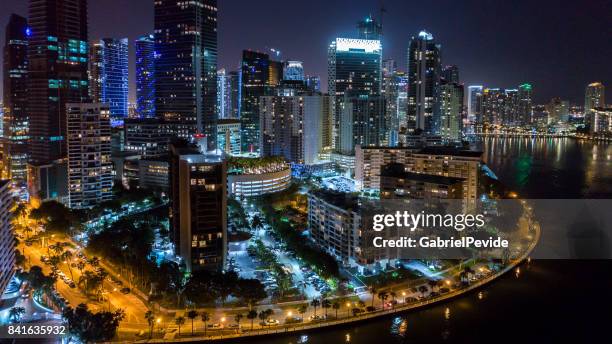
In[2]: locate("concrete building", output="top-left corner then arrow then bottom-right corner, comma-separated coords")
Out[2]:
0,180 -> 15,294
589,107 -> 612,134
226,157 -> 291,197
380,163 -> 464,199
66,103 -> 113,209
217,119 -> 241,156
138,159 -> 169,191
584,82 -> 605,114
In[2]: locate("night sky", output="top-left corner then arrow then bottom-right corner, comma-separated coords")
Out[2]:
1,0 -> 610,105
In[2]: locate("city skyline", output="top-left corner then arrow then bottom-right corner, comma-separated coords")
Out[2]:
0,0 -> 609,104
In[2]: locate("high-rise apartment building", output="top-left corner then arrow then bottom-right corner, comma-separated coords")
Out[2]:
584,82 -> 605,114
89,38 -> 129,126
441,65 -> 459,84
216,118 -> 241,156
154,0 -> 218,149
467,85 -> 483,124
135,34 -> 156,118
517,83 -> 533,125
170,140 -> 226,272
66,103 -> 112,209
28,0 -> 89,164
0,179 -> 15,295
240,50 -> 270,153
407,31 -> 441,134
339,95 -> 386,154
437,82 -> 464,141
357,15 -> 382,40
283,61 -> 304,81
2,14 -> 29,183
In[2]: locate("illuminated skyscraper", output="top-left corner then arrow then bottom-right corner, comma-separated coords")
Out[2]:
517,83 -> 533,125
584,82 -> 605,114
357,15 -> 382,40
407,30 -> 441,134
154,0 -> 218,149
0,179 -> 15,295
467,85 -> 483,123
28,0 -> 89,164
441,65 -> 459,84
2,14 -> 29,183
89,38 -> 129,126
328,37 -> 382,149
437,82 -> 464,141
240,50 -> 270,153
283,61 -> 305,81
135,34 -> 156,118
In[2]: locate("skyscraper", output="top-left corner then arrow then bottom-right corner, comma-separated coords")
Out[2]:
28,0 -> 89,164
228,70 -> 241,119
240,50 -> 270,153
2,14 -> 29,183
407,31 -> 441,134
357,15 -> 382,40
584,82 -> 605,114
517,83 -> 533,125
437,83 -> 464,141
170,140 -> 226,272
467,85 -> 483,123
66,103 -> 113,208
283,61 -> 305,81
339,95 -> 386,154
89,38 -> 129,126
328,37 -> 382,149
0,179 -> 15,295
154,0 -> 218,149
441,65 -> 459,84
135,34 -> 156,118
217,68 -> 230,119
481,88 -> 505,126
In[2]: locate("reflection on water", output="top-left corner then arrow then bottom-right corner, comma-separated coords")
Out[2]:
475,137 -> 612,198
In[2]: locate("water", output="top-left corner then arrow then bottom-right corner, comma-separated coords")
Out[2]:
243,137 -> 612,344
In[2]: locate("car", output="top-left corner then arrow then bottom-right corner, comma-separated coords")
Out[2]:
120,287 -> 130,294
261,319 -> 279,326
439,287 -> 450,294
285,316 -> 303,324
207,323 -> 222,329
228,323 -> 241,329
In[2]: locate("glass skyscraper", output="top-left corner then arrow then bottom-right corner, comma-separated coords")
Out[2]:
28,0 -> 89,163
407,30 -> 441,134
240,50 -> 270,153
89,38 -> 129,126
154,0 -> 218,150
135,34 -> 156,118
283,61 -> 305,81
328,37 -> 382,149
2,14 -> 29,183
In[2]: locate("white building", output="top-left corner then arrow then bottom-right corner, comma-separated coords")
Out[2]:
66,103 -> 113,208
0,180 -> 15,294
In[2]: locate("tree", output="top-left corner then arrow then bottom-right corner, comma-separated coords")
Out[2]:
144,310 -> 155,339
390,291 -> 397,308
251,215 -> 262,232
297,304 -> 307,320
234,278 -> 267,309
200,311 -> 210,336
175,316 -> 185,336
428,279 -> 438,292
186,310 -> 198,335
378,291 -> 388,309
62,304 -> 125,343
351,308 -> 362,317
234,313 -> 243,328
321,299 -> 331,317
369,286 -> 377,308
76,261 -> 86,276
8,307 -> 26,323
332,301 -> 340,319
418,285 -> 428,297
246,310 -> 257,330
258,310 -> 267,325
310,298 -> 321,318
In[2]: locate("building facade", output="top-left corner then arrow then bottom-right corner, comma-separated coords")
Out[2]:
584,82 -> 605,115
2,14 -> 29,184
240,50 -> 270,153
437,82 -> 464,141
0,180 -> 15,295
380,163 -> 464,199
135,34 -> 156,118
339,95 -> 386,154
216,118 -> 241,156
66,103 -> 113,208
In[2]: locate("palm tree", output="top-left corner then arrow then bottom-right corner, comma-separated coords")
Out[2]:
390,291 -> 397,308
258,310 -> 267,325
144,310 -> 155,338
186,310 -> 198,335
246,310 -> 257,330
297,304 -> 307,320
8,307 -> 26,323
428,279 -> 438,292
357,300 -> 366,309
418,285 -> 428,297
321,299 -> 331,318
377,291 -> 389,309
369,286 -> 377,307
76,261 -> 86,276
310,298 -> 321,318
175,316 -> 185,336
62,250 -> 74,280
200,311 -> 210,336
234,313 -> 243,328
332,301 -> 340,319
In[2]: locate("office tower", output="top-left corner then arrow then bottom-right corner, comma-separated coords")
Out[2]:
89,38 -> 129,126
339,95 -> 386,154
260,95 -> 331,164
383,59 -> 396,75
66,103 -> 112,208
382,60 -> 405,146
503,88 -> 519,125
546,98 -> 570,124
268,60 -> 283,88
357,15 -> 382,40
305,76 -> 321,93
216,118 -> 241,156
2,14 -> 29,183
154,0 -> 218,149
584,82 -> 605,114
437,82 -> 464,141
407,31 -> 441,134
170,140 -> 226,272
217,69 -> 230,119
0,179 -> 15,295
135,34 -> 156,118
589,107 -> 611,134
467,85 -> 483,123
283,61 -> 305,81
229,70 -> 241,119
397,72 -> 408,132
481,88 -> 505,125
328,37 -> 382,149
517,83 -> 533,125
441,65 -> 459,84
28,0 -> 89,164
240,50 -> 270,153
